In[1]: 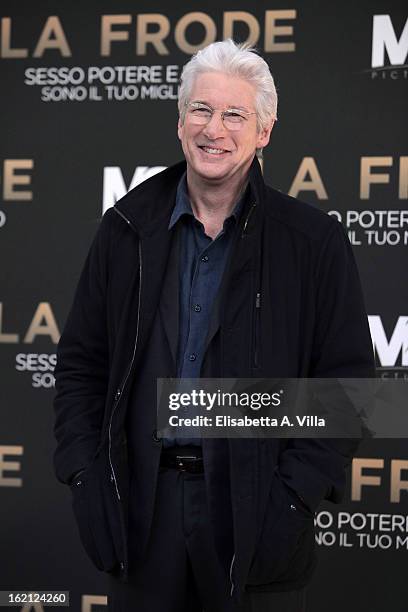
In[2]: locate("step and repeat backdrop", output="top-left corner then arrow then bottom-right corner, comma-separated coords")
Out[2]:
1,1 -> 407,611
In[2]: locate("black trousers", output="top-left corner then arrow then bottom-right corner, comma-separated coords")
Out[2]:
107,467 -> 307,612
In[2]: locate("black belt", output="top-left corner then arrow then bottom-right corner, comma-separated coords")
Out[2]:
160,447 -> 204,473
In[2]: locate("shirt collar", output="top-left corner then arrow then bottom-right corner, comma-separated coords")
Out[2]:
168,171 -> 247,230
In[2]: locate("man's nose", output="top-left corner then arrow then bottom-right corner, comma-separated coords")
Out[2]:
202,111 -> 227,139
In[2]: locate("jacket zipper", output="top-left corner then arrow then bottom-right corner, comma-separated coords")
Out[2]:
241,201 -> 261,370
241,202 -> 256,237
253,292 -> 261,368
229,553 -> 235,596
227,202 -> 257,594
108,206 -> 142,501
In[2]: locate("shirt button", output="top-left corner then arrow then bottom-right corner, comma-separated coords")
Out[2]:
193,304 -> 202,312
201,255 -> 209,262
189,353 -> 197,361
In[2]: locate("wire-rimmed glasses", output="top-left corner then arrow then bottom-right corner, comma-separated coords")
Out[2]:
185,101 -> 257,131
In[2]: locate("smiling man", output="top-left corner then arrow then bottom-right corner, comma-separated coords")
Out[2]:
177,70 -> 273,241
53,40 -> 375,612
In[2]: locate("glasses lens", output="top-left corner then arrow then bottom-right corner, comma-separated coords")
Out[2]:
188,104 -> 212,124
224,111 -> 245,123
223,111 -> 246,130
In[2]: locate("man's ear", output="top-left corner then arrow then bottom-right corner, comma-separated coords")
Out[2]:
177,117 -> 183,141
256,119 -> 275,150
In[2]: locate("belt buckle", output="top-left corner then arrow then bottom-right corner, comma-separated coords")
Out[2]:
176,455 -> 199,472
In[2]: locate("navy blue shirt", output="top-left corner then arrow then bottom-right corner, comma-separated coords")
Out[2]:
164,172 -> 246,447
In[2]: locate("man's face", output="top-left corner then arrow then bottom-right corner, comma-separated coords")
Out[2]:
178,72 -> 274,186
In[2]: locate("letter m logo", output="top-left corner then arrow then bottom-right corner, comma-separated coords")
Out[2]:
102,165 -> 166,214
368,316 -> 408,367
371,15 -> 408,68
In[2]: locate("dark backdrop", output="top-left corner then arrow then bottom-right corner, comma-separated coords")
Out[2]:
1,2 -> 407,610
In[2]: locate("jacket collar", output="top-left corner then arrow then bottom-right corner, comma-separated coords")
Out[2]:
168,170 -> 246,230
114,155 -> 266,237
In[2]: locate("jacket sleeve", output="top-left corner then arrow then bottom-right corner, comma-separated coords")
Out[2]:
278,220 -> 376,512
53,209 -> 114,485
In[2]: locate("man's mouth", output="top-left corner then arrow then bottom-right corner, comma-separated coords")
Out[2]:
198,145 -> 230,155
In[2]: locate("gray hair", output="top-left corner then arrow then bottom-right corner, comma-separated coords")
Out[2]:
178,38 -> 278,133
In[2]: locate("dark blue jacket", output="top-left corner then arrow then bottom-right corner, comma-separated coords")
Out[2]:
53,156 -> 375,602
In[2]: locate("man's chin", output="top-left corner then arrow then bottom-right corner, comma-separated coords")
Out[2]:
190,161 -> 235,183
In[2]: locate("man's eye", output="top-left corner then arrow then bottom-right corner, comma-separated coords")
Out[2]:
224,111 -> 245,122
192,107 -> 211,116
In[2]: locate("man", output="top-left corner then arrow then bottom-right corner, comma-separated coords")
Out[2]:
53,39 -> 375,611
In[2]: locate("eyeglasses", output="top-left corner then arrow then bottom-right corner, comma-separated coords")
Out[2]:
185,101 -> 257,131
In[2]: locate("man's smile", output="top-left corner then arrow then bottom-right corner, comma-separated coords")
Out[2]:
197,144 -> 231,156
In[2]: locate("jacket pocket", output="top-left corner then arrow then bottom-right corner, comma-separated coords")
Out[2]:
246,471 -> 315,586
70,455 -> 119,572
